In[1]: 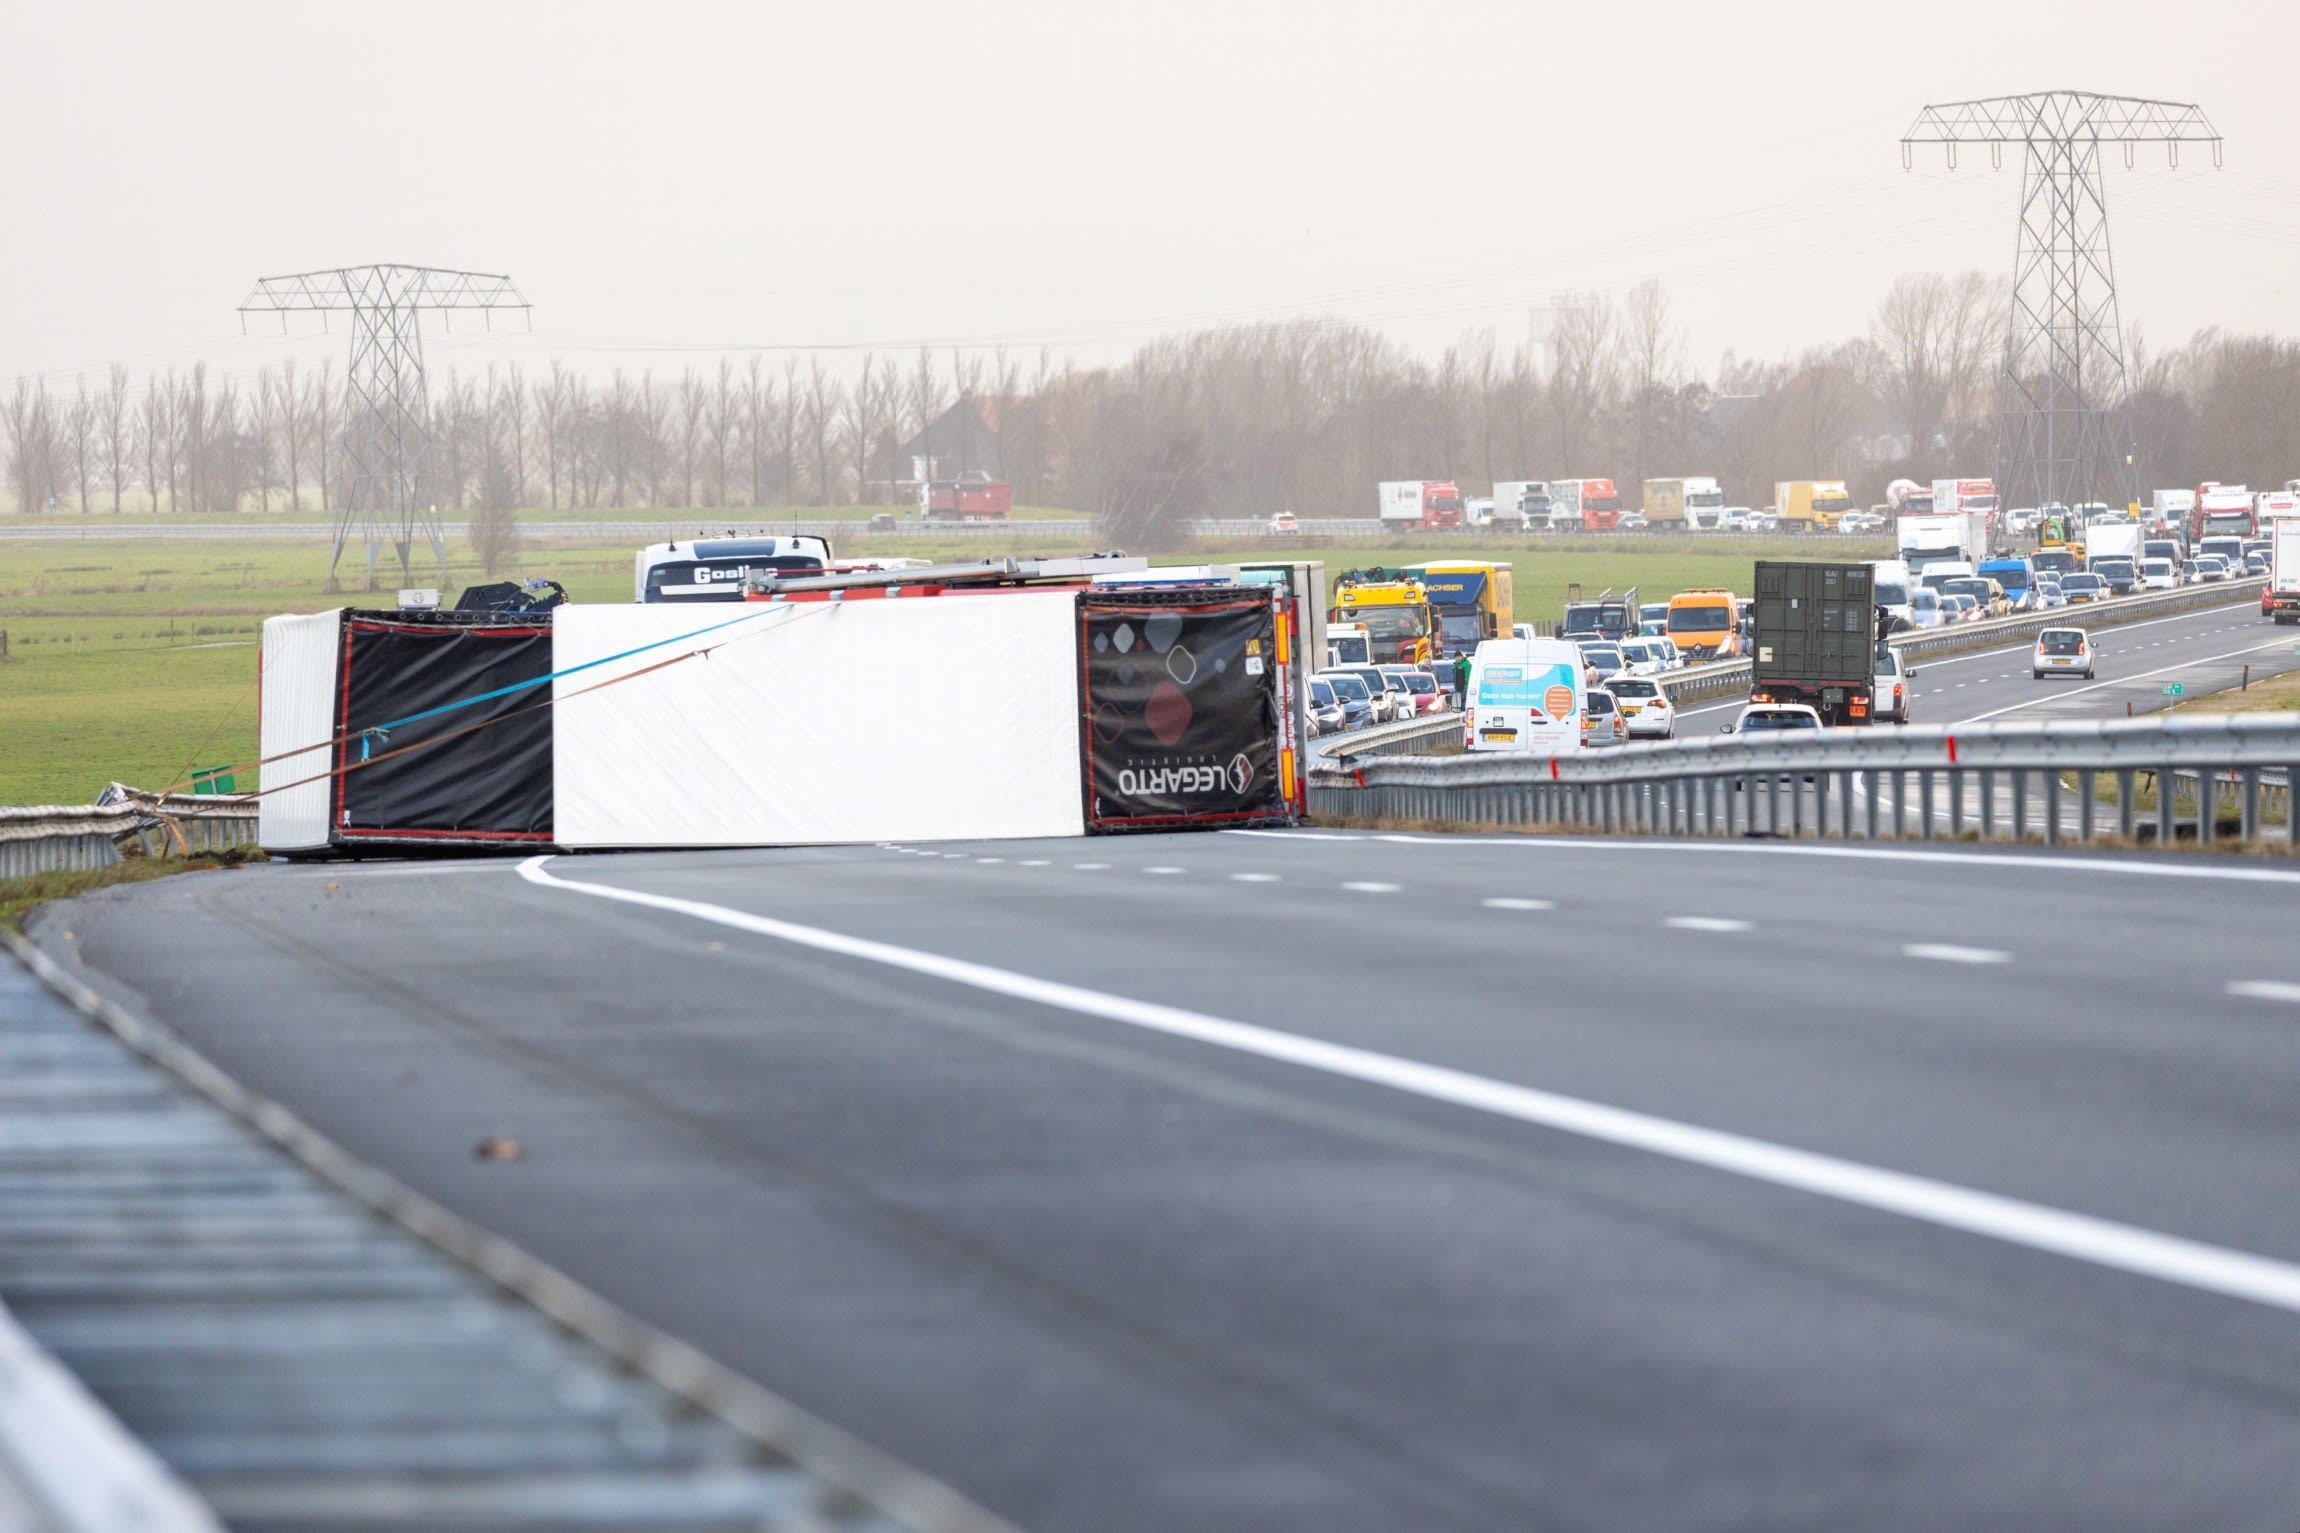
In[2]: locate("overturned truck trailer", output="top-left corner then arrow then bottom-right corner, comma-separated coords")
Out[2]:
258,586 -> 1303,855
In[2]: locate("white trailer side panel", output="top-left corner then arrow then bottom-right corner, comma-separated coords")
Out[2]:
552,595 -> 1085,847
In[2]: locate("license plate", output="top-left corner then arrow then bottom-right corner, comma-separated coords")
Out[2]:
1621,704 -> 1641,714
1481,730 -> 1517,742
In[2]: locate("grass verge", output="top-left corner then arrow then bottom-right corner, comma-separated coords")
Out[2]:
0,848 -> 263,932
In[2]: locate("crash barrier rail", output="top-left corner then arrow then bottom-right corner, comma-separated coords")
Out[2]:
1309,715 -> 2300,849
1651,578 -> 2273,710
0,1295 -> 218,1533
0,935 -> 1020,1533
1317,713 -> 1463,761
0,788 -> 258,881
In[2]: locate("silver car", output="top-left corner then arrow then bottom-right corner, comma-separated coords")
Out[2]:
1582,687 -> 1626,748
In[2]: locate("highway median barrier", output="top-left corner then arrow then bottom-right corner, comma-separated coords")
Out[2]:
1309,713 -> 2300,850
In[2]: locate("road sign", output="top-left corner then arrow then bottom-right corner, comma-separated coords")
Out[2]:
2162,682 -> 2184,696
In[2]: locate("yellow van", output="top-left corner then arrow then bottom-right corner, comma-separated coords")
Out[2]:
1665,588 -> 1741,661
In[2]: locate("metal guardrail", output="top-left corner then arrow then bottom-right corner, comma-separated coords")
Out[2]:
1312,713 -> 1462,762
0,791 -> 259,882
0,932 -> 1019,1533
1649,579 -> 2271,709
1311,715 -> 2300,848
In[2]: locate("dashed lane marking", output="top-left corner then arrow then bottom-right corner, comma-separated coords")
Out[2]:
1483,897 -> 1556,911
1144,866 -> 1186,875
2228,980 -> 2300,1004
1342,881 -> 1402,893
1903,943 -> 2013,965
1667,916 -> 1752,933
517,855 -> 2300,1320
1230,873 -> 1281,883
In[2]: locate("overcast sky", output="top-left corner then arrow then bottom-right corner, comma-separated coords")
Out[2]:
6,0 -> 2297,395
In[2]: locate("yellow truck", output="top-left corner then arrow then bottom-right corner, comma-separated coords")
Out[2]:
1329,569 -> 1436,666
1775,480 -> 1855,533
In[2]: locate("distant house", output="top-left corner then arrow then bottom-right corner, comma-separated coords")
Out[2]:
887,398 -> 1005,487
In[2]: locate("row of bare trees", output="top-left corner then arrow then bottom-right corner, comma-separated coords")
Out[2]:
11,273 -> 2300,536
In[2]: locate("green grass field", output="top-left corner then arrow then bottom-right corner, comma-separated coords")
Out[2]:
0,520 -> 1882,805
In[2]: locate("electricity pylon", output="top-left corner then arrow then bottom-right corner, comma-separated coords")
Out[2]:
241,266 -> 530,589
1902,93 -> 2219,512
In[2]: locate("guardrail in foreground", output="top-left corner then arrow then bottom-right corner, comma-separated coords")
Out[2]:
0,789 -> 258,881
1314,715 -> 2300,849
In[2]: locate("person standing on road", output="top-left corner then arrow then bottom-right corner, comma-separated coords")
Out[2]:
1452,651 -> 1472,708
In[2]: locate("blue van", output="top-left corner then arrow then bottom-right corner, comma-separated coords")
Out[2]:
1978,556 -> 2037,612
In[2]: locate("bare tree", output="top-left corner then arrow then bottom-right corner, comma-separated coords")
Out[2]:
743,355 -> 770,507
101,365 -> 130,513
675,369 -> 706,508
779,356 -> 801,504
1620,279 -> 1682,488
66,380 -> 94,513
802,357 -> 841,504
707,358 -> 736,508
1548,291 -> 1617,472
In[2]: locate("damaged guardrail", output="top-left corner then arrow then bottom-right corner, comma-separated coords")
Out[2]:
0,787 -> 258,880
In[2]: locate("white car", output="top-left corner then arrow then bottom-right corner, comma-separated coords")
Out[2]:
2033,628 -> 2095,679
1617,639 -> 1671,677
1874,648 -> 1916,722
1720,702 -> 1824,737
1909,587 -> 1945,628
1606,676 -> 1676,739
2138,557 -> 2178,591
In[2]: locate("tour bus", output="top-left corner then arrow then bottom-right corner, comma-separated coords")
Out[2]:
635,536 -> 832,602
1464,638 -> 1585,755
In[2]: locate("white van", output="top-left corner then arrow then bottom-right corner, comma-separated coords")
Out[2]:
1872,558 -> 1914,630
1464,638 -> 1586,754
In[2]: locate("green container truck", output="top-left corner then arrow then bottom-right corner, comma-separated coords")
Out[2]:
1749,561 -> 1878,725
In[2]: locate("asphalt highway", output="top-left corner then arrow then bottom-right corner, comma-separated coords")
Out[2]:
38,827 -> 2300,1532
1677,593 -> 2293,735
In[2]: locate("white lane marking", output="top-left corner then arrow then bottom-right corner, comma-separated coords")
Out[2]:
2228,980 -> 2300,1004
1342,881 -> 1401,893
975,857 -> 1004,864
1904,943 -> 2013,965
517,855 -> 2300,1318
1667,916 -> 1752,933
1955,637 -> 2299,724
1144,866 -> 1186,875
1230,872 -> 1281,883
1265,831 -> 2300,886
1224,828 -> 1368,841
1483,897 -> 1556,911
1072,862 -> 1109,871
1019,859 -> 1051,867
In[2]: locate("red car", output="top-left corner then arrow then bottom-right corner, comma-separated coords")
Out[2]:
1382,665 -> 1448,716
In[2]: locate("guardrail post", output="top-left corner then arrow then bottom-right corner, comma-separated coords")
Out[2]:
1948,770 -> 1964,839
2242,768 -> 2261,843
1892,770 -> 1907,839
1920,770 -> 1935,840
2117,769 -> 2136,841
1766,770 -> 1782,837
1806,772 -> 1823,839
2157,772 -> 2177,848
2199,772 -> 2216,847
1865,771 -> 1880,841
2077,769 -> 2096,841
2010,769 -> 2028,843
2289,766 -> 2300,850
1978,769 -> 1996,841
2043,770 -> 2061,845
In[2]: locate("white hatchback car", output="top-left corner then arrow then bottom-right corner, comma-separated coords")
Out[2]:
1722,702 -> 1825,736
2033,628 -> 2095,679
1604,676 -> 1676,739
